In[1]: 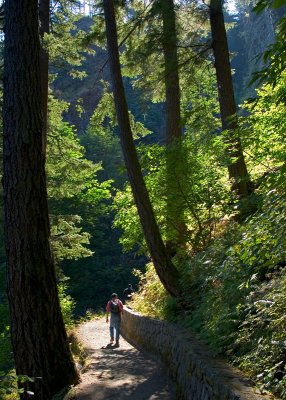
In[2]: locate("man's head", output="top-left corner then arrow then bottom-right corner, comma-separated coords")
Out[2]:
128,284 -> 132,288
111,293 -> 118,299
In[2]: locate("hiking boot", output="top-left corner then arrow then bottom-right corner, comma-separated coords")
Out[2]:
114,340 -> 120,348
110,338 -> 114,344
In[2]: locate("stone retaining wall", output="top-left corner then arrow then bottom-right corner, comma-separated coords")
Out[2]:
121,308 -> 275,400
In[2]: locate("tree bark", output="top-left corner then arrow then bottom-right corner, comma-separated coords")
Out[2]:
210,0 -> 252,198
39,0 -> 50,156
159,0 -> 187,254
3,0 -> 79,398
103,0 -> 181,297
160,0 -> 181,144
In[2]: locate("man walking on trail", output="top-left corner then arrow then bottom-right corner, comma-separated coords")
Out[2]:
122,283 -> 134,304
106,293 -> 124,347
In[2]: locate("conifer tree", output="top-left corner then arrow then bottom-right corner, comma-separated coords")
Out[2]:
103,0 -> 181,297
3,0 -> 79,398
39,0 -> 50,154
210,0 -> 252,199
154,0 -> 186,255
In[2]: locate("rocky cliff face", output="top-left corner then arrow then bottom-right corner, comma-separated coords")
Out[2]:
229,2 -> 284,101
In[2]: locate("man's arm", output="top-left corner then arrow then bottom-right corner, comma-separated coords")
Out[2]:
119,300 -> 124,316
106,301 -> 110,323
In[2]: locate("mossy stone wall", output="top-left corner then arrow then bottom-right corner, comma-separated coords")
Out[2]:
121,308 -> 275,400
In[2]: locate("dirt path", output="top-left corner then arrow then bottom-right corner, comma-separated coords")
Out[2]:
69,318 -> 176,400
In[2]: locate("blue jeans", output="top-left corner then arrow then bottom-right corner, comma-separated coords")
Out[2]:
109,314 -> 121,341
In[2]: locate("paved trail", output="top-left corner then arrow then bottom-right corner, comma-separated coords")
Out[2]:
70,318 -> 176,400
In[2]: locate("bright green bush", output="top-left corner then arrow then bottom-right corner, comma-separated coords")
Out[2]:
58,281 -> 76,329
130,263 -> 177,320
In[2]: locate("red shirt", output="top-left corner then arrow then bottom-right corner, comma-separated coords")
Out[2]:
106,299 -> 124,313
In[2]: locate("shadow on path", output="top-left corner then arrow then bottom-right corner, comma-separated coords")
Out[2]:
69,318 -> 176,400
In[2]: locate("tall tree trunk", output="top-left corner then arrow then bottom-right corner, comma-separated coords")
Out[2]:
39,0 -> 50,156
210,0 -> 252,198
159,0 -> 187,255
160,0 -> 181,144
3,0 -> 79,398
103,0 -> 181,297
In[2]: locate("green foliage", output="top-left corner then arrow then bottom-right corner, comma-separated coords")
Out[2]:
240,71 -> 286,181
175,186 -> 286,398
178,221 -> 244,346
130,263 -> 177,319
127,49 -> 286,399
113,49 -> 231,254
118,171 -> 283,392
47,95 -> 101,200
113,185 -> 143,252
80,83 -> 151,183
86,83 -> 151,140
119,0 -> 209,103
48,3 -> 95,71
0,373 -> 35,399
114,132 -> 231,254
51,215 -> 93,262
58,282 -> 76,329
47,94 -> 112,263
79,86 -> 124,182
181,136 -> 231,250
181,65 -> 220,135
235,273 -> 286,397
1,2 -> 285,399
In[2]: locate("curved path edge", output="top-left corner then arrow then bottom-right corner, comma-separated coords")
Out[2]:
66,317 -> 176,400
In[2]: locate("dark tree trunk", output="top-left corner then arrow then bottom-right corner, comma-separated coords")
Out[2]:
210,0 -> 252,198
3,0 -> 79,398
103,0 -> 181,297
160,0 -> 181,144
159,0 -> 187,254
39,0 -> 50,156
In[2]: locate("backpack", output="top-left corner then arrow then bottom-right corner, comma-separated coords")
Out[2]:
110,300 -> 120,313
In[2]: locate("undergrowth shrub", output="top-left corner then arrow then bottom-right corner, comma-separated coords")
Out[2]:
179,220 -> 247,352
131,188 -> 286,398
68,330 -> 87,369
58,281 -> 76,329
179,188 -> 286,398
235,272 -> 286,397
0,373 -> 34,400
130,263 -> 176,320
